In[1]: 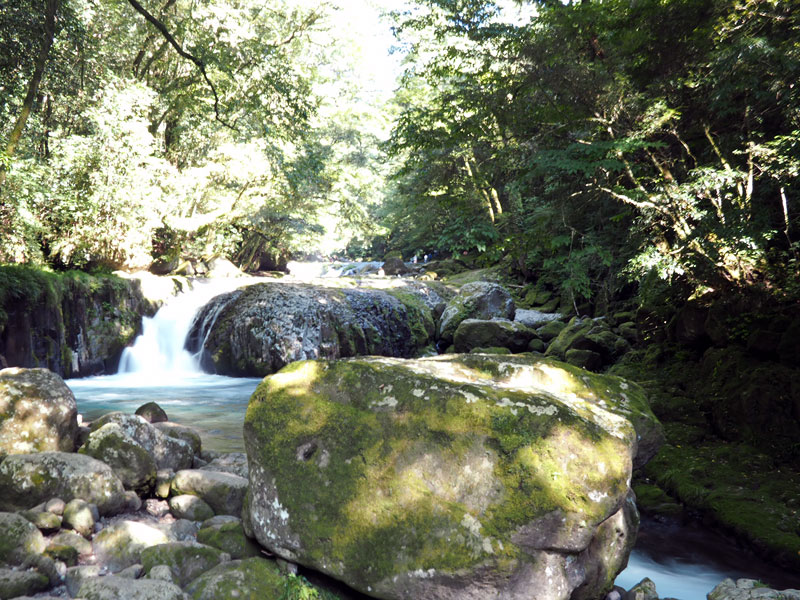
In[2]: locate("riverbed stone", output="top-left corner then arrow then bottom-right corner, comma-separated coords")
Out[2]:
65,565 -> 101,596
0,512 -> 46,564
185,557 -> 286,600
0,452 -> 125,515
79,422 -> 157,492
243,353 -> 661,600
0,567 -> 50,599
62,499 -> 97,537
49,531 -> 92,559
43,543 -> 78,566
21,510 -> 61,534
169,495 -> 215,522
90,413 -> 193,472
196,519 -> 261,559
624,577 -> 659,600
453,318 -> 539,353
171,470 -> 248,517
0,367 -> 78,456
438,281 -> 515,345
709,578 -> 800,600
44,498 -> 65,515
153,422 -> 202,456
76,574 -> 188,600
140,541 -> 225,587
198,452 -> 248,478
92,520 -> 171,572
135,401 -> 169,423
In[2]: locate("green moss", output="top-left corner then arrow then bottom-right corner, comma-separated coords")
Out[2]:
244,356 -> 641,587
186,557 -> 288,600
384,290 -> 435,350
196,521 -> 262,559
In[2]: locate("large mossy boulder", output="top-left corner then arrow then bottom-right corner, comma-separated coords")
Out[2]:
545,318 -> 629,370
185,557 -> 286,600
0,452 -> 126,515
140,541 -> 225,587
243,354 -> 662,600
185,282 -> 437,377
438,281 -> 515,346
453,318 -> 538,353
88,413 -> 194,472
79,423 -> 157,492
0,512 -> 46,564
0,368 -> 78,456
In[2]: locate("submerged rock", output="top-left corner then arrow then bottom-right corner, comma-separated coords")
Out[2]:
0,368 -> 78,455
243,354 -> 662,600
0,452 -> 126,515
186,282 -> 437,377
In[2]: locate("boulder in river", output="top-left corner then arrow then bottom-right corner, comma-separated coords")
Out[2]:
243,354 -> 662,600
453,318 -> 539,353
438,281 -> 515,346
171,469 -> 248,516
186,281 -> 438,377
0,452 -> 126,515
0,368 -> 78,455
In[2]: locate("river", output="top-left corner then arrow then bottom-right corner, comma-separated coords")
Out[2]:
65,268 -> 800,599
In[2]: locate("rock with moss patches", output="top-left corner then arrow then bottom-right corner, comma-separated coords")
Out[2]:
243,354 -> 661,600
169,495 -> 215,522
0,368 -> 78,456
454,318 -> 538,353
438,281 -> 515,346
708,578 -> 800,600
92,520 -> 172,572
62,499 -> 97,537
0,512 -> 46,564
49,531 -> 92,559
0,452 -> 125,515
185,557 -> 286,600
76,574 -> 188,600
171,470 -> 248,516
153,422 -> 202,456
21,510 -> 61,534
198,452 -> 248,478
135,402 -> 169,423
0,567 -> 50,599
196,519 -> 261,559
185,282 -> 436,377
80,422 -> 157,492
90,413 -> 193,472
140,541 -> 226,587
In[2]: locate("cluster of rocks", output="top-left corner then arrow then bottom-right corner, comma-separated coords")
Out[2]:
436,281 -> 636,373
0,366 -> 313,600
606,577 -> 800,600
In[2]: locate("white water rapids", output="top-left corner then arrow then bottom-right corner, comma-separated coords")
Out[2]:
64,266 -> 800,599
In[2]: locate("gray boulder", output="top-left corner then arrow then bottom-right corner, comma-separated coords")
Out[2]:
135,402 -> 169,423
196,518 -> 261,559
382,256 -> 409,276
453,318 -> 538,353
169,495 -> 215,522
0,567 -> 50,599
80,422 -> 157,492
243,354 -> 661,600
438,281 -> 515,345
198,452 -> 248,478
186,282 -> 435,377
140,541 -> 225,587
89,413 -> 193,472
0,512 -> 46,564
171,470 -> 248,517
153,422 -> 202,456
0,368 -> 78,455
708,578 -> 800,600
0,452 -> 125,515
92,520 -> 171,571
62,499 -> 97,537
76,574 -> 187,600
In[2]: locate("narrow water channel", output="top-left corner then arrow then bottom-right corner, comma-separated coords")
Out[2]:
65,270 -> 800,600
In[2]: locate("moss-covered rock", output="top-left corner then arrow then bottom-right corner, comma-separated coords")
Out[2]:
153,422 -> 202,456
438,281 -> 515,345
186,282 -> 437,377
90,413 -> 193,472
0,512 -> 46,564
171,469 -> 248,516
62,499 -> 97,538
0,368 -> 78,456
185,557 -> 286,600
0,452 -> 125,515
196,519 -> 261,559
0,567 -> 50,599
79,422 -> 157,492
453,318 -> 538,353
243,354 -> 661,600
44,543 -> 79,566
135,402 -> 169,424
92,520 -> 171,572
537,319 -> 567,342
21,510 -> 61,534
49,531 -> 92,559
140,541 -> 225,587
708,578 -> 800,600
169,495 -> 215,522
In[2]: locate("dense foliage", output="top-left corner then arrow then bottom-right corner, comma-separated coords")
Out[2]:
385,0 -> 800,308
0,0 -> 386,270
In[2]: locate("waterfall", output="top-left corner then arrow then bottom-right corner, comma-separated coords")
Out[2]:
118,280 -> 251,377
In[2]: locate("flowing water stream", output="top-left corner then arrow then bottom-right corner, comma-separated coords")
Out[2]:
65,269 -> 800,599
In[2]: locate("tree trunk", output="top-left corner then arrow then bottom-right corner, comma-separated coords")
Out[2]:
0,0 -> 58,189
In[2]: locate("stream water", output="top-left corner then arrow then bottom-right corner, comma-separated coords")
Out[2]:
65,269 -> 800,600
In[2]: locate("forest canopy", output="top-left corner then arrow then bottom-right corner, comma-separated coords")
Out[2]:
1,0 -> 798,308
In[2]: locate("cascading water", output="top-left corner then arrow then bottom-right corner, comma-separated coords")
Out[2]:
118,280 -> 247,378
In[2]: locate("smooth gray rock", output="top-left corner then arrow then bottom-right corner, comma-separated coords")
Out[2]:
92,520 -> 171,572
169,495 -> 215,522
49,530 -> 92,559
80,422 -> 157,492
0,567 -> 50,599
76,574 -> 188,600
0,512 -> 46,564
0,452 -> 125,515
198,452 -> 248,478
0,368 -> 78,455
62,499 -> 96,537
708,578 -> 800,600
135,402 -> 169,423
171,470 -> 248,517
438,281 -> 515,345
153,422 -> 201,456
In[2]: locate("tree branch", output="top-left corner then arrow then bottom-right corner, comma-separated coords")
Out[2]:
125,0 -> 237,131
